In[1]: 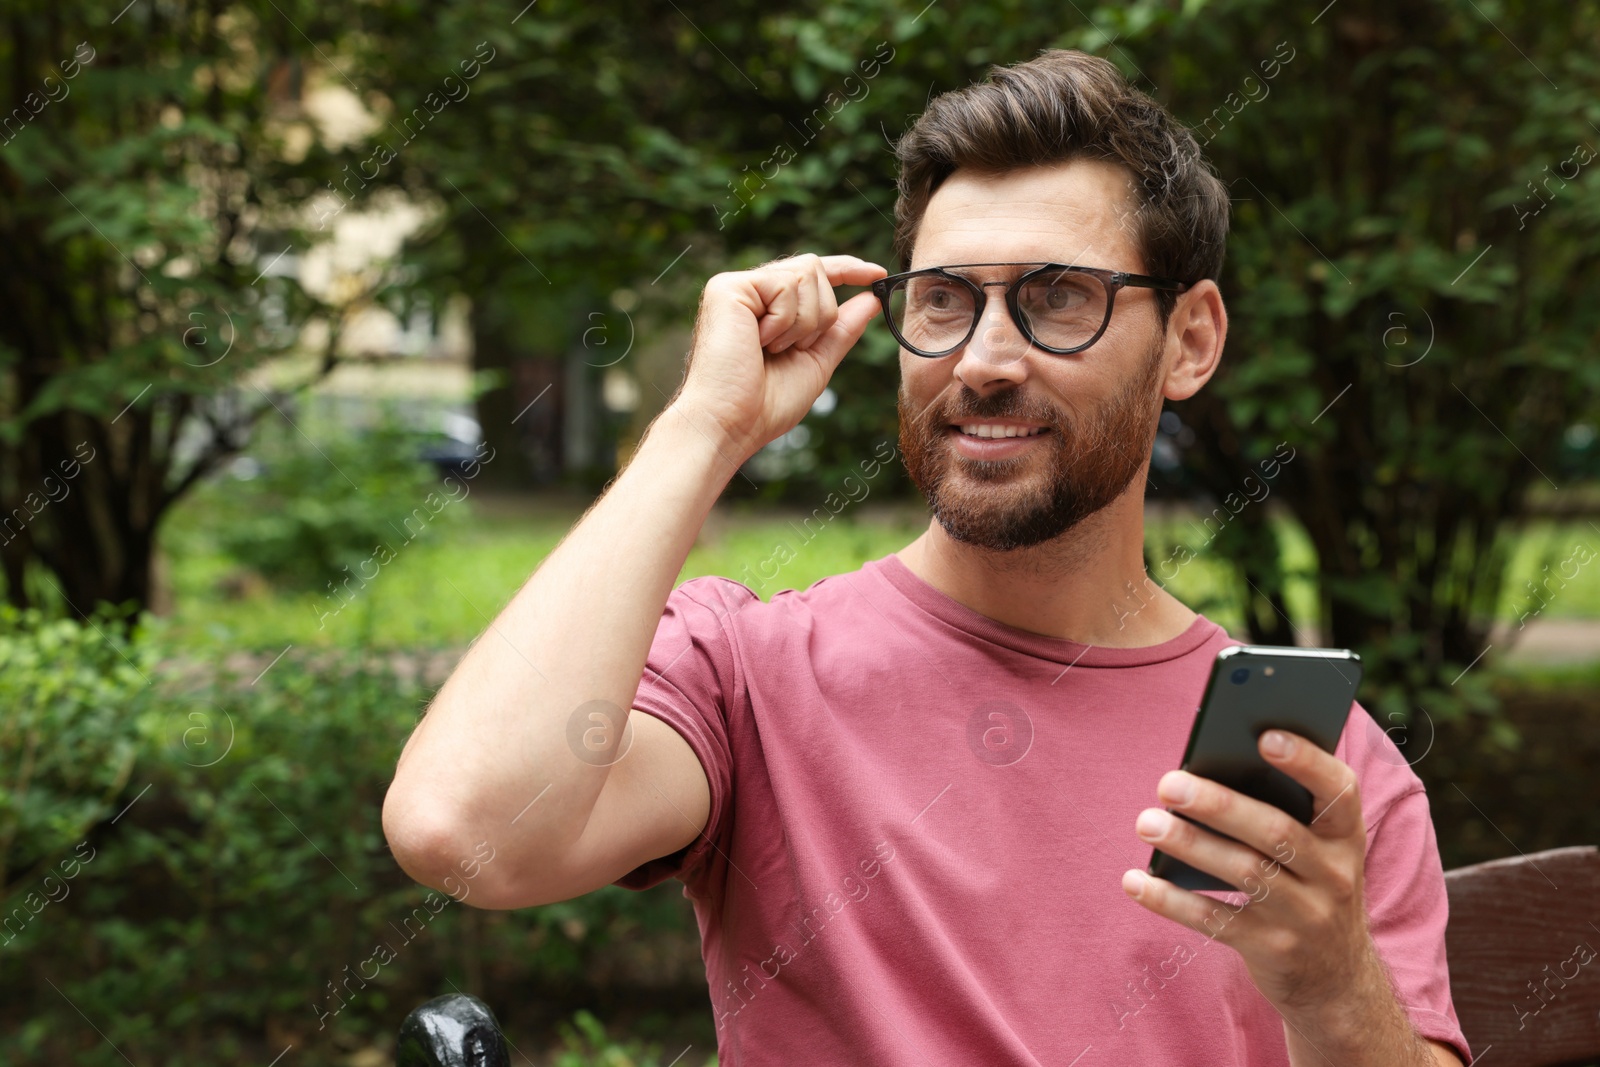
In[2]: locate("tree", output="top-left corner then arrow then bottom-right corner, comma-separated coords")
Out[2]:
1111,0 -> 1600,712
0,0 -> 383,616
338,0 -> 891,487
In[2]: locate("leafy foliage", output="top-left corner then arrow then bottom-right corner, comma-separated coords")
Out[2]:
1110,0 -> 1600,713
0,605 -> 152,897
552,1009 -> 715,1067
0,0 -> 402,614
0,629 -> 704,1065
209,416 -> 464,591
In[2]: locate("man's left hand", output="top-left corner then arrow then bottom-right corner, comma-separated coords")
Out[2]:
1120,728 -> 1369,1011
1119,729 -> 1459,1065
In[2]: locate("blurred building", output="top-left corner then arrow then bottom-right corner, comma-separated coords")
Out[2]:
249,68 -> 611,484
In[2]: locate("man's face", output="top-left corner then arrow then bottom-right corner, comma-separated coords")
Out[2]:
897,159 -> 1170,551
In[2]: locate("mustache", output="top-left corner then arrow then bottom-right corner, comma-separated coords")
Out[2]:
922,387 -> 1064,431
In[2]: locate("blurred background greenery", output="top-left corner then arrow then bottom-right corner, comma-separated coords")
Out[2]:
2,0 -> 1598,1063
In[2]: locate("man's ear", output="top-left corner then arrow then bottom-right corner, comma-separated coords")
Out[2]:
1162,280 -> 1226,402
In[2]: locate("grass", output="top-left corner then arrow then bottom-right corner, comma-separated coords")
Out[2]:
155,484 -> 1600,655
157,492 -> 935,651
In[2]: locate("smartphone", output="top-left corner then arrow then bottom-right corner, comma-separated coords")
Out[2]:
1147,645 -> 1363,892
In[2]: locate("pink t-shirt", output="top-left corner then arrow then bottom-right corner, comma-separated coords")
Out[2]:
616,553 -> 1470,1065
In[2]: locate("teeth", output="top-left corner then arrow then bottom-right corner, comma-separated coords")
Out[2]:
960,424 -> 1046,439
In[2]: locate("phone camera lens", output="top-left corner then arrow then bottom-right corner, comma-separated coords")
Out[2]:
1230,667 -> 1251,685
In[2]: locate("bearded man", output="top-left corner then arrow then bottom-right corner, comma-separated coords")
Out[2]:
383,48 -> 1469,1067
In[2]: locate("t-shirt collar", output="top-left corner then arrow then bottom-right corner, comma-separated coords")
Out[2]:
870,551 -> 1225,668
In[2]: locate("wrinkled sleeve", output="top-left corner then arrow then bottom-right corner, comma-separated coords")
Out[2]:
611,576 -> 751,893
1340,704 -> 1472,1063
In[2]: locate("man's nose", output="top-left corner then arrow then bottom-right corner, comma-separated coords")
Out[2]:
956,284 -> 1032,386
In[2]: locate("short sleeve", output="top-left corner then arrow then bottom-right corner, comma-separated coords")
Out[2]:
1340,704 -> 1473,1062
610,576 -> 753,892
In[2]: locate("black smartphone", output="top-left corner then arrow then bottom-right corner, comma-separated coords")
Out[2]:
1147,644 -> 1363,892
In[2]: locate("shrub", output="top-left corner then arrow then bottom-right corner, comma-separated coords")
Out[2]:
0,634 -> 705,1066
553,1009 -> 715,1067
0,606 -> 154,913
210,416 -> 467,592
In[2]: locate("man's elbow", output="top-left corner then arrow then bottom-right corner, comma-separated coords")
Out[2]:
382,787 -> 500,906
383,787 -> 456,890
381,785 -> 564,910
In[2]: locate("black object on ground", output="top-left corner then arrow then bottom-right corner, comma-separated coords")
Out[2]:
396,993 -> 510,1067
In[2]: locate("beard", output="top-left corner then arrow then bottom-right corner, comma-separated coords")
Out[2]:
897,335 -> 1166,552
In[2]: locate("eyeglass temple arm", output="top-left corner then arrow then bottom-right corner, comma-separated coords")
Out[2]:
1115,271 -> 1190,292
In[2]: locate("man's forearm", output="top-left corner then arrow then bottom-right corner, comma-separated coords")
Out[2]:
383,402 -> 742,893
1281,938 -> 1446,1066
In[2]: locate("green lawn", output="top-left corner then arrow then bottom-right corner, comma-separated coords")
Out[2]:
155,489 -> 1600,653
157,493 -> 936,651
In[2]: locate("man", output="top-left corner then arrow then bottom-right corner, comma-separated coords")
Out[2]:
383,49 -> 1470,1065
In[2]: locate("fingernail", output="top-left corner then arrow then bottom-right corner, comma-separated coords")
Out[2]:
1121,870 -> 1148,900
1135,809 -> 1170,841
1160,771 -> 1196,805
1261,731 -> 1295,758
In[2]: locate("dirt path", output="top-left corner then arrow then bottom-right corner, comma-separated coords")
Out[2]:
1492,619 -> 1600,666
203,617 -> 1596,692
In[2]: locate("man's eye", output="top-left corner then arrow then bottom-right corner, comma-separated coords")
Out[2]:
1020,275 -> 1099,318
918,285 -> 966,312
1042,284 -> 1088,310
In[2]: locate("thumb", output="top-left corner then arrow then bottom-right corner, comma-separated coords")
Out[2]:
811,290 -> 886,373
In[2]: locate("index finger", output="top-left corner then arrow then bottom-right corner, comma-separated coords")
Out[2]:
1258,730 -> 1363,838
818,255 -> 889,287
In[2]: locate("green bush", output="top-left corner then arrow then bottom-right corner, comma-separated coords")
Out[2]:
210,417 -> 467,592
0,606 -> 154,911
0,628 -> 705,1066
553,1009 -> 715,1067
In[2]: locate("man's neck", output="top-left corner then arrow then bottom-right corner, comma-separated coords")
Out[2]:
894,493 -> 1197,650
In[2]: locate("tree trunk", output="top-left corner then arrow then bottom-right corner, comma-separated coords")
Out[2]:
1169,394 -> 1297,646
469,291 -> 560,488
8,409 -> 162,619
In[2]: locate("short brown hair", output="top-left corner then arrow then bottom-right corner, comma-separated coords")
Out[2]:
891,49 -> 1229,327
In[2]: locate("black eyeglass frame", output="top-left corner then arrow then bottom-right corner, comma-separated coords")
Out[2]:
869,261 -> 1190,358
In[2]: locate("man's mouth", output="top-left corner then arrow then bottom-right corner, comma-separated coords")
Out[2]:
949,422 -> 1051,439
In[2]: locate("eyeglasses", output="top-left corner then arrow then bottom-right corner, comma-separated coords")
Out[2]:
870,262 -> 1189,358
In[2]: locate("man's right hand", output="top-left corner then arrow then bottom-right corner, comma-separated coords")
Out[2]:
671,253 -> 888,464
382,253 -> 887,911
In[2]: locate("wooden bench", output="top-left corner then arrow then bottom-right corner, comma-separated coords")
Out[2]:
1444,845 -> 1600,1066
393,845 -> 1600,1066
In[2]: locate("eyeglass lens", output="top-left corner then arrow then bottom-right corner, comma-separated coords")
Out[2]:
885,268 -> 1107,355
